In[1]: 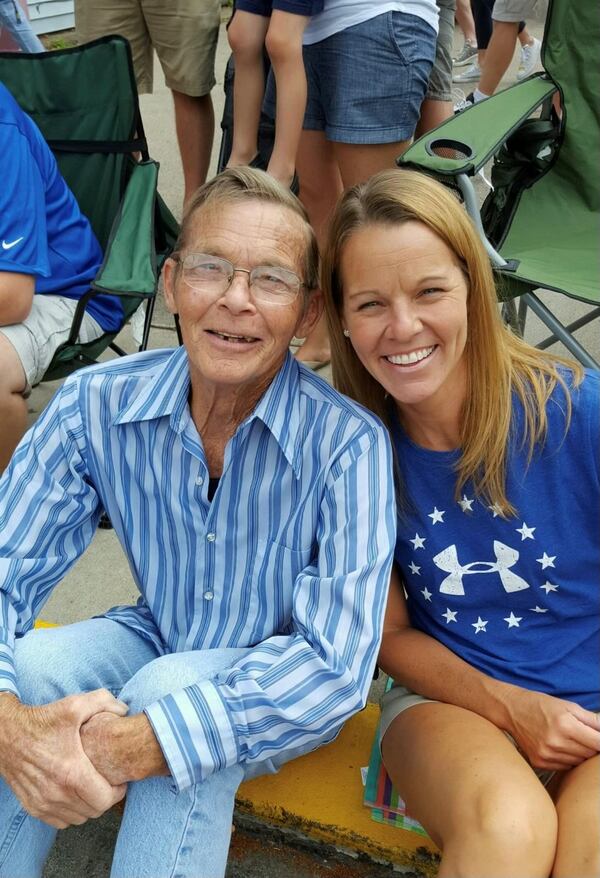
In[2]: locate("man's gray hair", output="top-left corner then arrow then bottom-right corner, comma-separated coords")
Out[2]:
177,167 -> 319,293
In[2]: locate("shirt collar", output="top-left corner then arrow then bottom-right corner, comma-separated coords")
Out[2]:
114,347 -> 303,476
114,347 -> 191,427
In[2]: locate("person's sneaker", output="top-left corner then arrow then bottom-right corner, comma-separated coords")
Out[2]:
452,61 -> 480,83
453,92 -> 475,114
517,37 -> 542,80
453,39 -> 478,67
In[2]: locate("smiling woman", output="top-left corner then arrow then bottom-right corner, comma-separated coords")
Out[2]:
322,168 -> 600,878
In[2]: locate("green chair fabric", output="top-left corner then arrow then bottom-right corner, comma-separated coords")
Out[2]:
398,0 -> 600,369
0,35 -> 179,381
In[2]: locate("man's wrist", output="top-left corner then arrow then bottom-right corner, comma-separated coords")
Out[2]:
81,712 -> 168,784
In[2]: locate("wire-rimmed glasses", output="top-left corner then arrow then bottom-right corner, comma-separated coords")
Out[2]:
172,253 -> 304,306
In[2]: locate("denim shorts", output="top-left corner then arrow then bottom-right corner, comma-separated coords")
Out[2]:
264,11 -> 436,144
236,0 -> 323,16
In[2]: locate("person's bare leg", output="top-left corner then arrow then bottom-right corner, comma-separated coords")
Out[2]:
551,754 -> 600,878
265,10 -> 309,187
332,140 -> 411,188
415,99 -> 453,140
294,130 -> 343,365
382,703 -> 558,877
518,25 -> 533,46
478,20 -> 520,96
455,0 -> 477,45
0,335 -> 28,472
227,11 -> 270,167
172,90 -> 215,206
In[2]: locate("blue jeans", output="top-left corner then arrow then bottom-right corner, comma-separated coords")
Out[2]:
0,619 -> 253,878
0,0 -> 44,52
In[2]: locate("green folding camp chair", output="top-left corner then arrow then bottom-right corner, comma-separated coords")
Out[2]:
397,0 -> 599,370
0,35 -> 179,381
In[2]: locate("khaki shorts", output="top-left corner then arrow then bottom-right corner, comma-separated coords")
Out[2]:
427,0 -> 455,102
74,0 -> 221,96
380,683 -> 556,787
0,294 -> 103,393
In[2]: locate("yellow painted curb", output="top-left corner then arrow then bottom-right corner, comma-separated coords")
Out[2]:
236,704 -> 440,875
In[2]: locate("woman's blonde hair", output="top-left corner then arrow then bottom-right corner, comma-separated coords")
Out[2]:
321,168 -> 582,515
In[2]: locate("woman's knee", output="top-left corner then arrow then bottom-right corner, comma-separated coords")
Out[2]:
449,781 -> 558,873
121,647 -> 250,713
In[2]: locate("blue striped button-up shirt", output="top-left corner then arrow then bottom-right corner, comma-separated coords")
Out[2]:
0,347 -> 395,791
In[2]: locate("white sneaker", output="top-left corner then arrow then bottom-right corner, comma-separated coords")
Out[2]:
517,37 -> 542,80
453,61 -> 480,83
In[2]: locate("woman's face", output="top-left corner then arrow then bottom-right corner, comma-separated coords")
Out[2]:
340,220 -> 469,421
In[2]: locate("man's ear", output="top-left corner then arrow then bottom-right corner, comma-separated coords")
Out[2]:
295,290 -> 323,340
162,258 -> 179,315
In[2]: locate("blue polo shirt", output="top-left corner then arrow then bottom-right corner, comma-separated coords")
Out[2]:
0,83 -> 122,332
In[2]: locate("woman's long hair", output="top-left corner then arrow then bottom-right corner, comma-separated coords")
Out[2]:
321,168 -> 582,515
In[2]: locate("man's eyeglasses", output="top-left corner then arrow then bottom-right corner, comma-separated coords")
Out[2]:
172,253 -> 304,306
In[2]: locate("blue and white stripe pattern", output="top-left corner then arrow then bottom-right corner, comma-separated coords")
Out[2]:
0,347 -> 395,791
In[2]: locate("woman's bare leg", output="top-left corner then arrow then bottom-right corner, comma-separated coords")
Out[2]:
227,11 -> 270,166
551,754 -> 600,878
332,140 -> 411,189
382,703 -> 558,878
294,129 -> 343,365
265,11 -> 309,187
455,0 -> 477,45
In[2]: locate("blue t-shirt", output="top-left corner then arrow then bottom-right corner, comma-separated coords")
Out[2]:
0,83 -> 122,332
392,370 -> 600,711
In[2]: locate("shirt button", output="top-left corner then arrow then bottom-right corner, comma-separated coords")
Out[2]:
204,591 -> 214,601
207,532 -> 216,542
195,475 -> 204,486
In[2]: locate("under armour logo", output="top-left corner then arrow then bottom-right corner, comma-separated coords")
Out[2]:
433,542 -> 530,596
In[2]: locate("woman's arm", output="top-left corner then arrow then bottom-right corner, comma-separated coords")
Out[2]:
379,567 -> 600,770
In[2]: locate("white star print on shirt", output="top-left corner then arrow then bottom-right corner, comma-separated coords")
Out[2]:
410,533 -> 426,550
421,587 -> 432,601
504,612 -> 522,628
516,522 -> 536,541
540,581 -> 558,594
408,561 -> 421,575
458,495 -> 474,512
536,552 -> 556,569
428,507 -> 445,524
530,605 -> 548,613
472,616 -> 488,633
442,608 -> 458,623
488,503 -> 503,518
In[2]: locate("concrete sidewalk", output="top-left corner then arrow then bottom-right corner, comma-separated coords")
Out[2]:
24,10 -> 597,877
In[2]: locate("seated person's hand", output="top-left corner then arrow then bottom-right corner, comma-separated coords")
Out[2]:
0,689 -> 128,829
506,687 -> 600,771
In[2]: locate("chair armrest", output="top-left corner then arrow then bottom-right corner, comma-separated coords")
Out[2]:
93,159 -> 160,297
399,75 -> 557,177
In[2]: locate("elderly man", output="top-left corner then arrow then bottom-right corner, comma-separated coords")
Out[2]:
0,168 -> 395,878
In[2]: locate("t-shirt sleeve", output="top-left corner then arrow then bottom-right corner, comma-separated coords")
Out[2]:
0,122 -> 50,279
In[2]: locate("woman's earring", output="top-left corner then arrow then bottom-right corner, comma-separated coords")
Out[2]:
343,329 -> 350,338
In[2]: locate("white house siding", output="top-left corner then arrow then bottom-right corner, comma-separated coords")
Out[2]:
27,0 -> 75,35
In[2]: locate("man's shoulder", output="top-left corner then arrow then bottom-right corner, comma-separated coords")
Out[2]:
63,347 -> 181,401
295,363 -> 387,439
